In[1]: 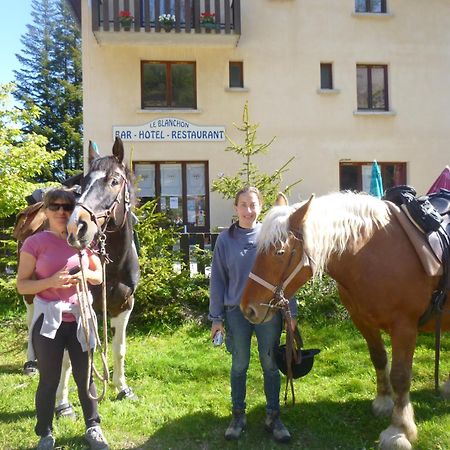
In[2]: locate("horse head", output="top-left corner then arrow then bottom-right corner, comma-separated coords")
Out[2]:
240,196 -> 315,324
67,137 -> 133,250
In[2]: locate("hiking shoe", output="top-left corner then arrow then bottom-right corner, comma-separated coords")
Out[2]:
85,426 -> 109,450
224,410 -> 246,440
264,411 -> 291,443
36,434 -> 55,450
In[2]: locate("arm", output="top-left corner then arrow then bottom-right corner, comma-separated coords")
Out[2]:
16,251 -> 75,295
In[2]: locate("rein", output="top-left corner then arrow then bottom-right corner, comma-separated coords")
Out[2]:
76,252 -> 109,402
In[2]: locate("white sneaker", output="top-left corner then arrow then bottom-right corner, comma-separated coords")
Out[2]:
85,426 -> 109,450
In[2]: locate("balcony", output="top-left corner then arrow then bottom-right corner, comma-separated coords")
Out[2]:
91,0 -> 241,47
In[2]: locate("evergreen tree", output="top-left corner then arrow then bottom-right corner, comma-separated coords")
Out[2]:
13,0 -> 82,181
212,102 -> 303,213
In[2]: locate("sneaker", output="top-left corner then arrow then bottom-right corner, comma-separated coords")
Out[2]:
224,410 -> 246,440
264,411 -> 291,443
36,434 -> 55,450
23,360 -> 38,376
85,426 -> 109,450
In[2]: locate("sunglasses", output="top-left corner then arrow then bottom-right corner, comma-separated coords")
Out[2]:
47,203 -> 74,212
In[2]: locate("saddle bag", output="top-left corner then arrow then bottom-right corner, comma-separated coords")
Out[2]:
383,185 -> 443,234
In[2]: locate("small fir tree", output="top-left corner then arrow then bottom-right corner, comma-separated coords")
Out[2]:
212,102 -> 302,213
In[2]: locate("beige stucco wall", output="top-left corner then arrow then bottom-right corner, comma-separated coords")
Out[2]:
81,0 -> 450,228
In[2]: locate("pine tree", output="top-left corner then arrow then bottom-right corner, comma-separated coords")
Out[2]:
13,0 -> 82,181
211,102 -> 303,213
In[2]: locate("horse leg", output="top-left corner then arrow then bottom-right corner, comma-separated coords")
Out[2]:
379,324 -> 418,450
23,299 -> 38,375
351,317 -> 394,416
54,350 -> 76,419
110,302 -> 137,400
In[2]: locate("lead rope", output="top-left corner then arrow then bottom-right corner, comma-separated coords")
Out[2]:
76,252 -> 109,402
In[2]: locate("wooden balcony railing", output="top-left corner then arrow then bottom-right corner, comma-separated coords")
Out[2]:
92,0 -> 241,35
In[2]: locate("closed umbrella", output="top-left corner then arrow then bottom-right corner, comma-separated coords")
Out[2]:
427,166 -> 450,194
369,160 -> 383,198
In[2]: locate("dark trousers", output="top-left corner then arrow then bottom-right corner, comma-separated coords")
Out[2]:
32,314 -> 100,437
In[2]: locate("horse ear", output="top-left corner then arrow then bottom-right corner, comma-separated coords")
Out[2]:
274,192 -> 289,206
289,195 -> 314,229
112,137 -> 124,164
88,140 -> 100,163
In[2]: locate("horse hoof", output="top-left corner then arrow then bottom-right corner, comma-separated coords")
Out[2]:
116,387 -> 138,401
55,403 -> 77,420
23,360 -> 38,376
379,426 -> 412,450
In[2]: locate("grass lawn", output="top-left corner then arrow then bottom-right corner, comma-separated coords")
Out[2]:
0,316 -> 449,449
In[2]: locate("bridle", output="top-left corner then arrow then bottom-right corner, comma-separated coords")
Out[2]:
76,168 -> 131,238
248,230 -> 312,323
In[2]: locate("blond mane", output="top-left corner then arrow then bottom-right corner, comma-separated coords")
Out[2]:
257,192 -> 391,277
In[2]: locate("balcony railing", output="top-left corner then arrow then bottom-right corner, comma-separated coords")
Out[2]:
92,0 -> 241,43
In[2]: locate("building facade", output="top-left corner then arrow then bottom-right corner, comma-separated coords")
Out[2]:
70,0 -> 450,230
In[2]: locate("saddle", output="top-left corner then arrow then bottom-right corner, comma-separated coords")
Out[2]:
383,186 -> 450,325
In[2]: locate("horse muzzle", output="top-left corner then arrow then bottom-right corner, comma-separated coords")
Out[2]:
67,208 -> 98,249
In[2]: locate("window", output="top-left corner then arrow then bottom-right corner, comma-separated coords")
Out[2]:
355,0 -> 386,13
320,63 -> 333,89
357,64 -> 388,111
340,162 -> 406,192
134,161 -> 209,231
229,62 -> 244,88
141,61 -> 196,109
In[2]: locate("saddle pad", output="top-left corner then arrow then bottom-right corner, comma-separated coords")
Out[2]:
386,201 -> 442,277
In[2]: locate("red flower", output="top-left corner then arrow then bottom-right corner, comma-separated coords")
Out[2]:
119,10 -> 133,19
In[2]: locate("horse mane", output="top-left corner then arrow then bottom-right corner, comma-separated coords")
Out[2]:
88,156 -> 136,206
257,191 -> 391,277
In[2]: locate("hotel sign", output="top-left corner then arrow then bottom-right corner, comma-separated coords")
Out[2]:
113,118 -> 225,142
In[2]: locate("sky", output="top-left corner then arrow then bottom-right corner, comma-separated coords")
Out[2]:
0,1 -> 33,85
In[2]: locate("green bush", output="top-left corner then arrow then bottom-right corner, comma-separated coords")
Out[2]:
133,201 -> 210,327
295,275 -> 348,324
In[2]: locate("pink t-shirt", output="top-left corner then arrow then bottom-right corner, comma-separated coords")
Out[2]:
20,231 -> 92,321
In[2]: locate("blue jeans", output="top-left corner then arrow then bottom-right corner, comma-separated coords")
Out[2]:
225,305 -> 282,413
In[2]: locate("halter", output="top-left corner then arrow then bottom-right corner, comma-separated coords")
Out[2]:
76,169 -> 131,239
248,230 -> 312,318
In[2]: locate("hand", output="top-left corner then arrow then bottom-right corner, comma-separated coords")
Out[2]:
210,322 -> 224,340
50,266 -> 80,289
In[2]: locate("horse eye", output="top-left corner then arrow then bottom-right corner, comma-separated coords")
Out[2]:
275,249 -> 285,256
110,178 -> 120,187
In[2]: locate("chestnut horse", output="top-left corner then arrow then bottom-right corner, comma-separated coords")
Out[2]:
240,191 -> 450,450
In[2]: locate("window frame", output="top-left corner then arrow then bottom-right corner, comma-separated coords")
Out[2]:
141,60 -> 197,109
355,0 -> 387,13
320,63 -> 333,90
357,64 -> 389,111
229,61 -> 244,88
339,161 -> 406,193
134,160 -> 210,232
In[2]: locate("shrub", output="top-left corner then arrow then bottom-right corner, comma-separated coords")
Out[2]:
295,275 -> 348,324
133,201 -> 209,327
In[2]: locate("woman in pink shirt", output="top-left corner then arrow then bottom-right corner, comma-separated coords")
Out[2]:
16,187 -> 108,450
